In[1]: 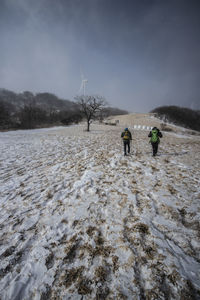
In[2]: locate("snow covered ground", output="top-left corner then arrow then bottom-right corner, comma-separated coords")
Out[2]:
0,121 -> 200,300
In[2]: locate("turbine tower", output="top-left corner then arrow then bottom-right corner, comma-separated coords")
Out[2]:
79,69 -> 88,95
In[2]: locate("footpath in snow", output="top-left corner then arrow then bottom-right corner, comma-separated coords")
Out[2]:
0,124 -> 200,299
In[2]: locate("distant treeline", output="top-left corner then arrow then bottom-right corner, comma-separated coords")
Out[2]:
151,106 -> 200,132
0,89 -> 128,130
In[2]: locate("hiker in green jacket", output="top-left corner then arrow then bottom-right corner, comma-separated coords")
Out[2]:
121,128 -> 132,156
148,127 -> 162,156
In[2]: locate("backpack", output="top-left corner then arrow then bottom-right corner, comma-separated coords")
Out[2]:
123,130 -> 130,140
151,129 -> 159,143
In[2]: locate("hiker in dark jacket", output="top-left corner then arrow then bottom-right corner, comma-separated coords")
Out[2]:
121,128 -> 132,156
148,127 -> 162,156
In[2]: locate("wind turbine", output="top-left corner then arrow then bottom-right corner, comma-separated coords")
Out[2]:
79,69 -> 88,95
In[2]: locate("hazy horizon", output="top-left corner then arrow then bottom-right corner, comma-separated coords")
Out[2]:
0,0 -> 200,112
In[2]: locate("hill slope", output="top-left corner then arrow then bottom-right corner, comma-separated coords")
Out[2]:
0,88 -> 128,129
0,119 -> 200,299
0,88 -> 77,113
151,106 -> 200,132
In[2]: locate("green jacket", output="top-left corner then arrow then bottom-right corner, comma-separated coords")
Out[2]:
148,127 -> 162,143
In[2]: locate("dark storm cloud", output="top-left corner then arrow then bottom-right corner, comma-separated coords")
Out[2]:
0,0 -> 200,112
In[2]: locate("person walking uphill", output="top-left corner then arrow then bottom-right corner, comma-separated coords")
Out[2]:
148,127 -> 162,156
121,128 -> 132,156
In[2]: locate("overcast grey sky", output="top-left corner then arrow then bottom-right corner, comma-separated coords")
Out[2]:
0,0 -> 200,112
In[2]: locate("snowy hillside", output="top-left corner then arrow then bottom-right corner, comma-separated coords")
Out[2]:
0,119 -> 200,299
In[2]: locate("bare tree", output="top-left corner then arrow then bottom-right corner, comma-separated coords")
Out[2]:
75,95 -> 107,131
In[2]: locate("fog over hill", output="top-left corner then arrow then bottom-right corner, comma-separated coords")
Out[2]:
1,0 -> 200,112
151,106 -> 200,132
0,88 -> 128,130
0,88 -> 78,113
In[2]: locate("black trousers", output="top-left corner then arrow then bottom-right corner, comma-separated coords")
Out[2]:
124,140 -> 130,154
151,142 -> 158,156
